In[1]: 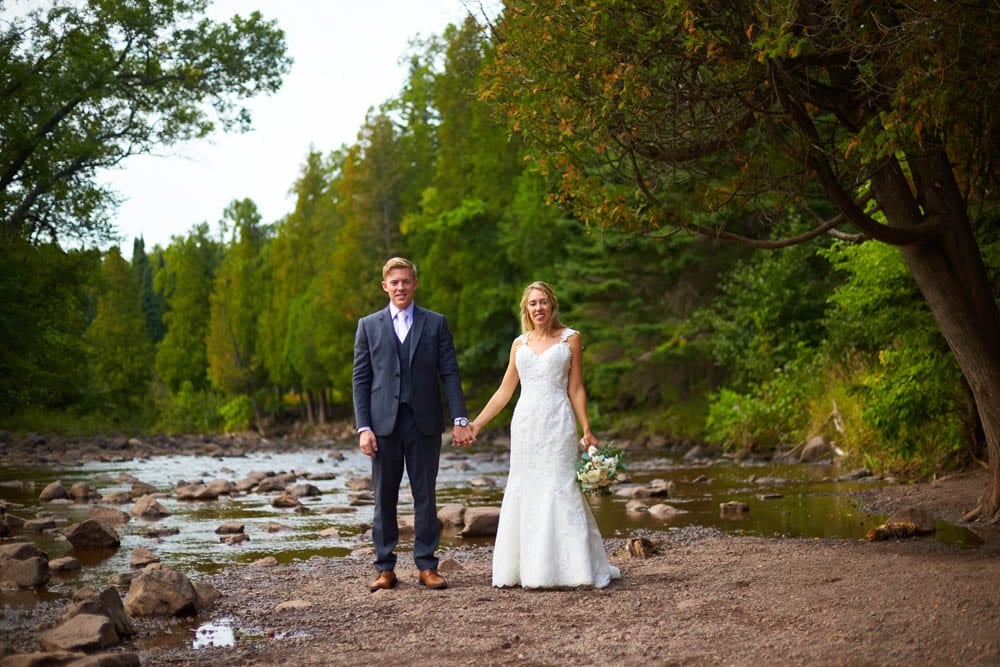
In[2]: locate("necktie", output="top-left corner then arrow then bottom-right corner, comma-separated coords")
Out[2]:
396,311 -> 410,342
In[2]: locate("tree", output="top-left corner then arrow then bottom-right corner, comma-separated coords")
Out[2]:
485,1 -> 1000,521
86,246 -> 153,415
154,223 -> 220,393
131,237 -> 165,343
206,198 -> 266,431
0,0 -> 291,244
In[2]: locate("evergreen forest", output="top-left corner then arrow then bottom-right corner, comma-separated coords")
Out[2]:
2,2 -> 999,506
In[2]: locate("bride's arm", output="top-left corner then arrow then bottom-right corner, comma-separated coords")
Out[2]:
470,340 -> 520,436
567,333 -> 597,449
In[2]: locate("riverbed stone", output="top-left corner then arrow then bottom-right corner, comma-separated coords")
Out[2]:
800,436 -> 834,462
206,479 -> 234,496
39,613 -> 118,652
885,507 -> 936,534
63,520 -> 121,549
130,548 -> 160,569
215,522 -> 245,535
626,499 -> 650,512
130,481 -> 158,497
438,504 -> 465,527
0,543 -> 47,561
648,503 -> 686,518
271,493 -> 301,509
131,495 -> 171,519
251,556 -> 278,567
0,556 -> 50,588
220,533 -> 249,545
124,563 -> 198,617
175,483 -> 219,501
68,482 -> 98,501
287,483 -> 321,498
22,517 -> 56,531
460,507 -> 500,537
318,527 -> 340,538
88,506 -> 130,526
256,477 -> 287,493
193,581 -> 220,609
38,481 -> 68,501
346,475 -> 372,491
65,588 -> 137,639
49,557 -> 82,573
348,491 -> 374,506
0,652 -> 141,667
99,490 -> 133,504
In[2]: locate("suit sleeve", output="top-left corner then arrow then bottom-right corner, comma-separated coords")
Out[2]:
437,316 -> 468,420
352,318 -> 373,430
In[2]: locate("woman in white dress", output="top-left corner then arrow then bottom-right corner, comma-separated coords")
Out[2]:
470,281 -> 621,589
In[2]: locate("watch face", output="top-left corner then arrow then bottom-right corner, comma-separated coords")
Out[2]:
457,418 -> 469,427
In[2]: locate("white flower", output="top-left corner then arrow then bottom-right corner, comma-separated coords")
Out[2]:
587,445 -> 598,457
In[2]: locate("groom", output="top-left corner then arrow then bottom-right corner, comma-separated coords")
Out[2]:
353,257 -> 474,592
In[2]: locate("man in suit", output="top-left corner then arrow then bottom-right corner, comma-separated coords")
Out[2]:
353,257 -> 474,591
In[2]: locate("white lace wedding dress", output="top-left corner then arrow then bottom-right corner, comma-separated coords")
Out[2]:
492,328 -> 621,589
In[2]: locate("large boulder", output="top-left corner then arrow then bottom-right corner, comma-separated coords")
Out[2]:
0,543 -> 47,561
437,504 -> 466,527
124,563 -> 198,617
68,482 -> 98,501
460,507 -> 500,537
64,588 -> 137,639
0,556 -> 50,588
63,520 -> 120,550
39,614 -> 118,652
38,481 -> 68,502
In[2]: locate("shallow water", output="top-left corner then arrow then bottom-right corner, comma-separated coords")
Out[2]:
0,442 -> 975,619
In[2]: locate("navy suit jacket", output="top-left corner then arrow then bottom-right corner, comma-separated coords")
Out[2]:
352,305 -> 467,437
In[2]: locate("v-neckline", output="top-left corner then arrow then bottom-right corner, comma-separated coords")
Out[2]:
523,329 -> 566,357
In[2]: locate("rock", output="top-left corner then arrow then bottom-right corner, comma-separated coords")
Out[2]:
318,527 -> 340,538
345,475 -> 373,491
206,479 -> 234,496
193,581 -> 221,610
130,481 -> 158,496
220,533 -> 249,545
49,557 -> 82,573
0,652 -> 140,667
627,537 -> 656,558
437,504 -> 466,527
720,501 -> 750,517
626,499 -> 649,513
460,507 -> 501,537
259,522 -> 289,532
99,491 -> 133,504
129,548 -> 159,569
800,436 -> 833,462
0,543 -> 48,561
397,515 -> 416,538
124,563 -> 198,617
438,557 -> 464,573
251,556 -> 278,567
38,481 -> 68,501
22,517 -> 56,532
137,526 -> 178,538
87,506 -> 130,526
287,483 -> 321,498
63,520 -> 121,549
0,557 -> 50,588
130,495 -> 170,519
3,513 -> 26,529
468,476 -> 496,488
275,599 -> 311,611
68,482 -> 97,501
270,493 -> 301,509
109,573 -> 133,590
255,477 -> 287,493
886,507 -> 936,534
39,614 -> 118,652
214,522 -> 245,535
348,491 -> 374,506
65,588 -> 137,640
174,483 -> 219,501
323,506 -> 356,514
648,503 -> 686,518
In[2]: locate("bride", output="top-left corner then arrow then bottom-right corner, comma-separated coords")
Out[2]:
470,281 -> 621,589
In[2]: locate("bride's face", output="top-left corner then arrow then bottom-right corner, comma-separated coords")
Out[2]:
525,288 -> 552,331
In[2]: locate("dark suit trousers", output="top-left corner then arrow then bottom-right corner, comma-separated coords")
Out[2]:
371,404 -> 442,572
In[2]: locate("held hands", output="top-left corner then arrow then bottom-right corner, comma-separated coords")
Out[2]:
452,424 -> 475,447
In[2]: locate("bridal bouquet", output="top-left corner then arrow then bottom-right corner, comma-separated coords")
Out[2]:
576,442 -> 626,496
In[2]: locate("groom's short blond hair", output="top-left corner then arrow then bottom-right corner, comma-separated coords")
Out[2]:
382,257 -> 417,280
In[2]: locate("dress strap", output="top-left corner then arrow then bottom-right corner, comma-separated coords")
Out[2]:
560,327 -> 578,342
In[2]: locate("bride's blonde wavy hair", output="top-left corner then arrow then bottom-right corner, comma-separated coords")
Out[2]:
519,281 -> 566,335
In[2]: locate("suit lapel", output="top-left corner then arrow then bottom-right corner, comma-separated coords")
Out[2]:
380,307 -> 394,345
408,306 -> 425,364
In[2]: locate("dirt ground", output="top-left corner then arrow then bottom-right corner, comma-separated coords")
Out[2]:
118,468 -> 1000,667
3,451 -> 1000,667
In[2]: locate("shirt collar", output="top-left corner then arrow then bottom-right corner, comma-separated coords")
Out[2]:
389,303 -> 414,320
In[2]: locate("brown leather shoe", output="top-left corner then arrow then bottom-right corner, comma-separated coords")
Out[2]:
369,570 -> 397,592
418,569 -> 447,589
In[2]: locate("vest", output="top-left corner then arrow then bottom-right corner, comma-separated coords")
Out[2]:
396,331 -> 412,404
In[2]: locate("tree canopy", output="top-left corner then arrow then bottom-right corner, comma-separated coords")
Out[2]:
0,0 -> 291,245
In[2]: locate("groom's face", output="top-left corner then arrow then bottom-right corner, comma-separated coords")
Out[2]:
382,267 -> 417,310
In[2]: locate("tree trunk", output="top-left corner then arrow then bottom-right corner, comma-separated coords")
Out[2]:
318,390 -> 327,426
885,147 -> 1000,522
304,389 -> 315,426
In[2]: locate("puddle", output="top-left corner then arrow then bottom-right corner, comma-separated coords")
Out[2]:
193,619 -> 236,648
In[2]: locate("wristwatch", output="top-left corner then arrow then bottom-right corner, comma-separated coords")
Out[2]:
454,417 -> 469,427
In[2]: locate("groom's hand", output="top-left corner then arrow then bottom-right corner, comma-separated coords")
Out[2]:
452,424 -> 474,447
359,430 -> 378,457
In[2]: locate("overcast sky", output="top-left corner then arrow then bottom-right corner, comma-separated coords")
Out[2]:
97,0 -> 497,254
